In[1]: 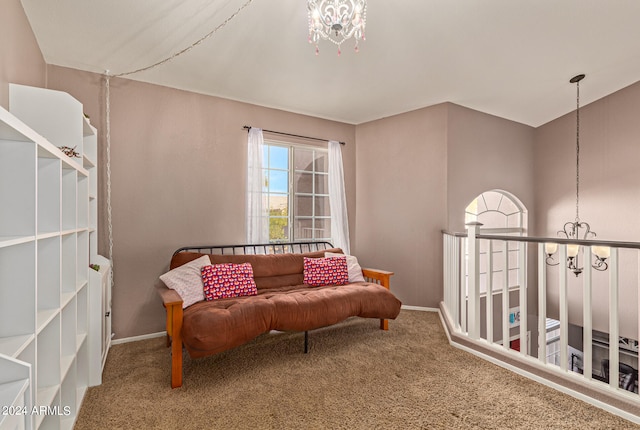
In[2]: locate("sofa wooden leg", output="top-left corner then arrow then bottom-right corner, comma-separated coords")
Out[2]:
171,339 -> 183,388
304,331 -> 309,353
380,319 -> 389,330
169,303 -> 183,388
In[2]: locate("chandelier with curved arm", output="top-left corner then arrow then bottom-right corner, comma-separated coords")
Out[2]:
307,0 -> 367,55
544,74 -> 609,276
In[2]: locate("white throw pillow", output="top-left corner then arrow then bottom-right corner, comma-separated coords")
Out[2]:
325,251 -> 365,283
159,255 -> 211,308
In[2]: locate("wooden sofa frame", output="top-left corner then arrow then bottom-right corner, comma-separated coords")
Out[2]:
158,242 -> 394,389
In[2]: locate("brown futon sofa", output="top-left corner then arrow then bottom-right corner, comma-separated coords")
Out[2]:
157,243 -> 402,388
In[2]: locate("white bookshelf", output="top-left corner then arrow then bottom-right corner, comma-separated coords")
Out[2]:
0,84 -> 106,430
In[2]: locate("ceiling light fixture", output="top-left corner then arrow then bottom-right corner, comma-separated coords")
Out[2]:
544,74 -> 609,276
307,0 -> 366,56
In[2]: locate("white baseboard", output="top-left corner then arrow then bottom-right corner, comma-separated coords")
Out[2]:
401,305 -> 439,312
111,331 -> 166,345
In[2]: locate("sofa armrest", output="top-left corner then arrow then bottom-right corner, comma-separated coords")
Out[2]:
157,284 -> 183,307
156,284 -> 184,388
361,268 -> 394,290
361,268 -> 395,331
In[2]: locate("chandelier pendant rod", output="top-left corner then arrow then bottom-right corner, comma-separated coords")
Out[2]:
570,73 -> 585,224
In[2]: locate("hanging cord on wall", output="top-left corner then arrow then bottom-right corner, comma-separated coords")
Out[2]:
102,0 -> 255,287
105,74 -> 113,282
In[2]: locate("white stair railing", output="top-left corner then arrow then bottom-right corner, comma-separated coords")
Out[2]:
442,225 -> 640,415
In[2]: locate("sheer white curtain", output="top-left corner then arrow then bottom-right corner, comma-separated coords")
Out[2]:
328,140 -> 351,254
246,128 -> 269,243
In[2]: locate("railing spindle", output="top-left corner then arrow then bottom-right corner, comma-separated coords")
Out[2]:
461,236 -> 467,334
443,236 -> 449,313
559,245 -> 568,372
454,236 -> 461,330
486,240 -> 494,344
538,243 -> 547,364
609,247 -> 619,390
502,240 -> 509,351
583,246 -> 593,380
519,241 -> 527,356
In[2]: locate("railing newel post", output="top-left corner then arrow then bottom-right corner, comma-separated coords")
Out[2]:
466,222 -> 482,340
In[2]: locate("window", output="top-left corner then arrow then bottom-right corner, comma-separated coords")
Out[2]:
546,318 -> 561,366
464,190 -> 527,233
464,190 -> 528,295
263,142 -> 331,243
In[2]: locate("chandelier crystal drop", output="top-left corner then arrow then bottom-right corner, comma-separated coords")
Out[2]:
307,0 -> 367,56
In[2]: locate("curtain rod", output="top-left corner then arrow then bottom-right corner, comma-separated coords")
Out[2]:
243,125 -> 345,145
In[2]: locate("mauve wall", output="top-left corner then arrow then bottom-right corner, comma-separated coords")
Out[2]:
46,66 -> 356,339
446,103 -> 536,233
355,104 -> 448,308
534,80 -> 640,338
0,0 -> 46,109
350,102 -> 537,310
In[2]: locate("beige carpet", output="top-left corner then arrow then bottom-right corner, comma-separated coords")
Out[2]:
75,311 -> 639,429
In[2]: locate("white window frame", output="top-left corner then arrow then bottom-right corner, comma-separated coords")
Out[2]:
263,140 -> 331,243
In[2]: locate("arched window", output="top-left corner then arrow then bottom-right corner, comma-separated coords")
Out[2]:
464,190 -> 528,295
465,190 -> 527,235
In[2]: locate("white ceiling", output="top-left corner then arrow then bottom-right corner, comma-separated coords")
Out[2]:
20,0 -> 640,126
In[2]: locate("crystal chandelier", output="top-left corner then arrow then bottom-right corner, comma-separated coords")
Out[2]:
544,74 -> 609,276
307,0 -> 367,55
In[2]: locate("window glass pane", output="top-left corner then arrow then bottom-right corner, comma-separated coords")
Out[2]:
466,198 -> 479,215
269,146 -> 289,170
295,195 -> 313,217
314,173 -> 328,194
499,197 -> 519,216
314,218 -> 331,239
315,152 -> 328,172
465,212 -> 478,224
483,191 -> 503,211
294,172 -> 313,194
269,170 -> 288,193
478,211 -> 507,228
268,193 -> 288,213
294,148 -> 314,171
315,196 -> 330,216
507,213 -> 521,228
294,218 -> 313,239
269,216 -> 289,242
